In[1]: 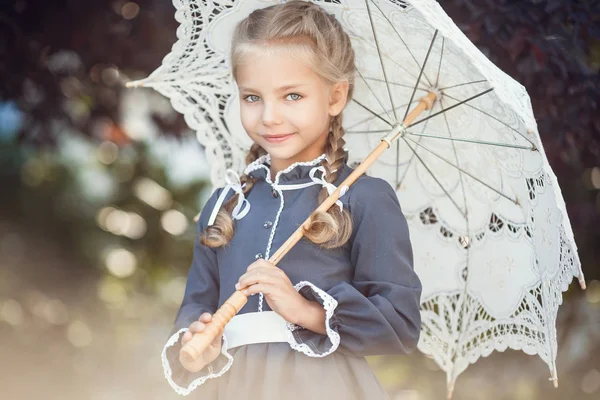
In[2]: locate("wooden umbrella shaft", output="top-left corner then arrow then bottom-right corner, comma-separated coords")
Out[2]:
180,92 -> 437,364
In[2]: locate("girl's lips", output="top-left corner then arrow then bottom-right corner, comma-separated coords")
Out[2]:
264,133 -> 295,143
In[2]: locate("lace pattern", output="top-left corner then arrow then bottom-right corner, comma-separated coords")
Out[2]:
414,171 -> 581,387
419,223 -> 578,380
285,281 -> 341,357
161,327 -> 234,396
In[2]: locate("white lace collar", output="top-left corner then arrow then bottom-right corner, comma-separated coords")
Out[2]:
243,153 -> 328,185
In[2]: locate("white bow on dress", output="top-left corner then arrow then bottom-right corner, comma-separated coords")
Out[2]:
207,169 -> 251,226
308,166 -> 349,212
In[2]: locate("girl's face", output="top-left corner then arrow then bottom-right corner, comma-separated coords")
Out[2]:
235,49 -> 348,172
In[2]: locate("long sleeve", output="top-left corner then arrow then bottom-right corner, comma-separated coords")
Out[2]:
287,177 -> 422,357
161,187 -> 234,395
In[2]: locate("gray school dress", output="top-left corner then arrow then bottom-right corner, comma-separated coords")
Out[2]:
162,152 -> 422,399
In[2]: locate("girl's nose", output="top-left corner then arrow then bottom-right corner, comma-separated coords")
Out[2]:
261,102 -> 283,126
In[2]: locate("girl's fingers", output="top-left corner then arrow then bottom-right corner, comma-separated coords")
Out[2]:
242,283 -> 274,297
237,271 -> 281,290
182,315 -> 213,345
251,264 -> 286,278
189,321 -> 206,333
199,313 -> 212,323
243,265 -> 274,275
247,259 -> 276,270
181,330 -> 192,345
239,265 -> 283,283
211,328 -> 224,347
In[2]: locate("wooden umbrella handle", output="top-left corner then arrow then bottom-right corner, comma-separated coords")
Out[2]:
180,290 -> 248,364
179,92 -> 437,364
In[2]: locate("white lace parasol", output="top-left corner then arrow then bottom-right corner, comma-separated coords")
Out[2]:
127,0 -> 586,396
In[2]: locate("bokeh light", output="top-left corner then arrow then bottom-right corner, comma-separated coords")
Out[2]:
97,141 -> 119,165
101,66 -> 120,86
580,369 -> 600,394
97,207 -> 147,239
121,2 -> 140,20
104,208 -> 129,234
32,298 -> 69,325
46,50 -> 83,75
66,320 -> 93,348
59,76 -> 83,99
585,280 -> 600,304
122,212 -> 147,239
133,178 -> 172,210
590,167 -> 600,190
105,248 -> 137,278
158,276 -> 187,307
0,299 -> 24,326
161,209 -> 188,236
20,158 -> 46,187
97,278 -> 128,308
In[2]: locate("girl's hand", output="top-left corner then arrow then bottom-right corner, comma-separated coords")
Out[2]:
236,259 -> 308,325
179,312 -> 223,373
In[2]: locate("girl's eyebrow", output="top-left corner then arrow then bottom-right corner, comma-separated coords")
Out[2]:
239,84 -> 307,92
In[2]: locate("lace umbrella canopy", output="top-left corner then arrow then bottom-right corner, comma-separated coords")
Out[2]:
126,0 -> 587,396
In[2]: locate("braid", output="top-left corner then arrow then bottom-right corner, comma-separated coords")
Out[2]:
303,114 -> 353,249
322,113 -> 347,183
245,143 -> 268,165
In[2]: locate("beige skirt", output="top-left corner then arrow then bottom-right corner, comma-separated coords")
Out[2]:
190,342 -> 390,400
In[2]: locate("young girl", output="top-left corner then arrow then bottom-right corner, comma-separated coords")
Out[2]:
162,1 -> 422,398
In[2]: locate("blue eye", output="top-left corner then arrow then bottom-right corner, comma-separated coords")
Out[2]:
244,95 -> 260,103
286,93 -> 302,101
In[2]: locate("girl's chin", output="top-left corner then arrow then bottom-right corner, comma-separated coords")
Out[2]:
263,148 -> 299,161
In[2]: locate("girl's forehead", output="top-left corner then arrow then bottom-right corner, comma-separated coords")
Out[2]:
235,46 -> 325,89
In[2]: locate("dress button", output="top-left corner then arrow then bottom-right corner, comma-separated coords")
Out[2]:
255,253 -> 263,260
271,189 -> 279,198
263,221 -> 273,229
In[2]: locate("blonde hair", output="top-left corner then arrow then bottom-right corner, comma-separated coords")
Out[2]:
201,0 -> 356,249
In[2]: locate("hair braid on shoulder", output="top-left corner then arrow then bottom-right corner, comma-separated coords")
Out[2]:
303,114 -> 353,249
199,143 -> 266,247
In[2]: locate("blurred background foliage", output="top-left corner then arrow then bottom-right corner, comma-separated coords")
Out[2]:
0,0 -> 599,399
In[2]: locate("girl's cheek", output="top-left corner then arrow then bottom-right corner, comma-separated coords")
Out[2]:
240,109 -> 258,131
243,106 -> 262,122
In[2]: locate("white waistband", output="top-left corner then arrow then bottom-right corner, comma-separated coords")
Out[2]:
223,311 -> 289,350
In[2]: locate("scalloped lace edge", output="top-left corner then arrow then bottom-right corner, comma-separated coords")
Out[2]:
284,281 -> 341,357
161,327 -> 234,396
417,223 -> 582,384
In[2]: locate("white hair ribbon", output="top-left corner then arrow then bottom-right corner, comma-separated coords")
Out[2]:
207,169 -> 251,226
309,166 -> 349,212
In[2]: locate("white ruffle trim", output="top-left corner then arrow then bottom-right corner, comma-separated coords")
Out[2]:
242,152 -> 328,185
285,281 -> 340,357
161,327 -> 234,396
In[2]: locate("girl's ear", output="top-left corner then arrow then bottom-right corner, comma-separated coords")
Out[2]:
328,81 -> 349,117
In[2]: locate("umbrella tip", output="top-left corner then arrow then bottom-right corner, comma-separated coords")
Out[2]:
446,381 -> 455,399
550,369 -> 558,388
125,79 -> 145,88
579,274 -> 586,290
